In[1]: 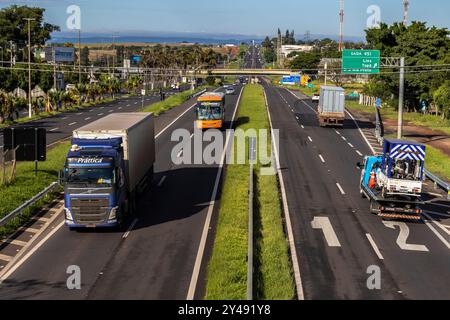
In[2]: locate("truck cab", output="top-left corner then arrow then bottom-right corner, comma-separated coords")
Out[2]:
63,138 -> 127,228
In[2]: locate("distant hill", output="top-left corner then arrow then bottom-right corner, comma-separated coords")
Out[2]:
49,31 -> 365,45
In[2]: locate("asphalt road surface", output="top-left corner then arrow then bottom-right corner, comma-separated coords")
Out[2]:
263,81 -> 450,300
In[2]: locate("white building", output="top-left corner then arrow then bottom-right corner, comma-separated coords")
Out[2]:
280,45 -> 314,58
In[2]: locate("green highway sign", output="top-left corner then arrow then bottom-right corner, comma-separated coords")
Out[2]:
342,49 -> 381,74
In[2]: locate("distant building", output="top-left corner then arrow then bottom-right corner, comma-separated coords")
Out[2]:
280,45 -> 314,58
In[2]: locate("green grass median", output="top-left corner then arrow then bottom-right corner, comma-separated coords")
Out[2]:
205,84 -> 295,300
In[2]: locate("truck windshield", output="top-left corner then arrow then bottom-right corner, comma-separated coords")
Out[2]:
65,168 -> 115,186
197,103 -> 223,120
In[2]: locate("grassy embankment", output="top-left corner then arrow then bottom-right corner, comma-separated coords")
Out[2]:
0,141 -> 70,237
205,84 -> 295,300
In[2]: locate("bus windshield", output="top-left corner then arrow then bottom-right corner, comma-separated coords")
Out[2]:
197,102 -> 223,120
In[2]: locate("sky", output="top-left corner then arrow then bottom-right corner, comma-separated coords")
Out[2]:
0,0 -> 449,37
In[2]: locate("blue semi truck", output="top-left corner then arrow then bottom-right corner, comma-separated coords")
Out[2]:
358,139 -> 426,220
62,113 -> 155,229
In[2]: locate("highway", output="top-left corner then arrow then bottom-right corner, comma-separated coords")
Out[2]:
0,45 -> 448,301
263,81 -> 450,300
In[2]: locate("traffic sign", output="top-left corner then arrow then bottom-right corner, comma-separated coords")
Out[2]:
342,49 -> 380,74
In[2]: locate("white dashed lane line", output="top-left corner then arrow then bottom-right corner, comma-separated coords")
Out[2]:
356,150 -> 363,157
68,122 -> 77,126
308,136 -> 313,142
319,155 -> 326,163
50,128 -> 58,132
336,183 -> 346,195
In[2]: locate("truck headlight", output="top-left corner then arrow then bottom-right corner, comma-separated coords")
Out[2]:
109,207 -> 119,220
65,208 -> 73,221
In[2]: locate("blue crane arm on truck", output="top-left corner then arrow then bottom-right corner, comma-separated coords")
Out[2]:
62,113 -> 155,229
358,139 -> 426,220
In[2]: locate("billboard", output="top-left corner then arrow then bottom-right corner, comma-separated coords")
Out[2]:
280,75 -> 301,85
45,47 -> 75,63
3,128 -> 46,162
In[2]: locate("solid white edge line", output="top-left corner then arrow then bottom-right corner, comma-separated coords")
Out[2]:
264,86 -> 305,301
345,110 -> 377,155
423,213 -> 450,237
422,215 -> 450,250
0,220 -> 65,283
123,218 -> 138,239
366,234 -> 384,260
186,86 -> 243,300
286,89 -> 318,114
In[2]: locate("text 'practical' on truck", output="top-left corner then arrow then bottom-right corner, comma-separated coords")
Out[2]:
62,113 -> 155,229
357,139 -> 426,220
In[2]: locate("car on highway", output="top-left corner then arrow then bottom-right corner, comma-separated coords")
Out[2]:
226,87 -> 235,95
312,93 -> 320,102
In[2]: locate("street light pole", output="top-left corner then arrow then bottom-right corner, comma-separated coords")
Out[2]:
24,18 -> 35,118
397,57 -> 405,139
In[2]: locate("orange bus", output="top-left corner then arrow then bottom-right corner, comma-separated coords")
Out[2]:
196,92 -> 226,129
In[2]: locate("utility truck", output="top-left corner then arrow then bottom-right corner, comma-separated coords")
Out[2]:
62,113 -> 155,229
357,139 -> 426,220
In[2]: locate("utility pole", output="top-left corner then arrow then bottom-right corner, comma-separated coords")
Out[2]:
112,34 -> 117,78
24,18 -> 35,118
339,0 -> 345,51
78,29 -> 82,84
324,63 -> 328,86
9,41 -> 14,70
397,57 -> 405,139
53,46 -> 57,90
403,0 -> 410,26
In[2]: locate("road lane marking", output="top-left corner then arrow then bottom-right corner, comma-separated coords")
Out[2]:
84,117 -> 91,121
422,218 -> 450,250
341,136 -> 347,141
61,117 -> 68,120
366,234 -> 384,260
383,221 -> 430,252
177,150 -> 183,158
423,213 -> 450,236
98,113 -> 104,116
348,143 -> 354,148
335,130 -> 341,135
0,254 -> 12,262
308,136 -> 313,142
301,125 -> 305,129
0,221 -> 65,282
356,150 -> 363,157
296,116 -> 299,120
122,219 -> 138,239
68,122 -> 77,126
77,112 -> 83,115
311,217 -> 342,247
319,155 -> 325,163
264,87 -> 304,300
157,176 -> 167,187
50,128 -> 58,132
345,110 -> 376,155
187,86 -> 243,300
336,183 -> 346,195
118,107 -> 123,110
108,110 -> 113,113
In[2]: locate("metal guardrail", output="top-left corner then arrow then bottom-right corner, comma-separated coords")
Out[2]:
191,89 -> 207,99
374,108 -> 450,199
247,137 -> 257,300
0,181 -> 59,228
